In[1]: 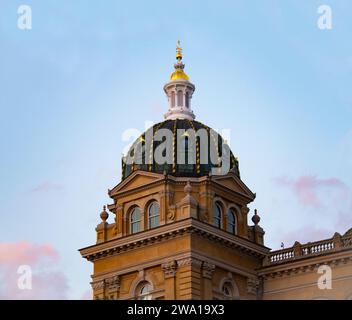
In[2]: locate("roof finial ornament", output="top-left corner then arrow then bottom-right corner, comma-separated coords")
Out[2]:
176,40 -> 183,61
252,209 -> 261,226
170,40 -> 189,81
100,205 -> 109,223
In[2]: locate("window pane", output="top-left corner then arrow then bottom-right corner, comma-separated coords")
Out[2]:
131,207 -> 141,222
223,283 -> 233,297
138,282 -> 152,300
150,216 -> 159,229
131,207 -> 141,234
213,203 -> 222,228
227,209 -> 236,234
132,221 -> 140,234
149,202 -> 160,229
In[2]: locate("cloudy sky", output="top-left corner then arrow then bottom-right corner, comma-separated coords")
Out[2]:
1,0 -> 351,299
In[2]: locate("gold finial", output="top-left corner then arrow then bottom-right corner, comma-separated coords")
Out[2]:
176,40 -> 182,60
170,40 -> 189,81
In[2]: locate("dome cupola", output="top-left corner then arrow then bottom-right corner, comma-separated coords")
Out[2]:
121,42 -> 240,180
164,41 -> 195,121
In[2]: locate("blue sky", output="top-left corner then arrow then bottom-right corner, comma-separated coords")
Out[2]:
0,0 -> 351,299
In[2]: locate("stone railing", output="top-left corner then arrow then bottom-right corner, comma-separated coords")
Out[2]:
270,248 -> 295,264
267,232 -> 352,266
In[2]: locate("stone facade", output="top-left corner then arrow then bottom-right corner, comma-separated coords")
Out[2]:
79,170 -> 352,300
80,171 -> 268,300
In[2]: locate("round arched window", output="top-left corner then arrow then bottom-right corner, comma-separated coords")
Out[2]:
137,281 -> 152,300
130,207 -> 141,234
222,282 -> 233,298
227,209 -> 236,234
148,202 -> 160,229
213,202 -> 222,228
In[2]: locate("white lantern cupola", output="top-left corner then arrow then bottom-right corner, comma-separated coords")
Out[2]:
164,41 -> 196,121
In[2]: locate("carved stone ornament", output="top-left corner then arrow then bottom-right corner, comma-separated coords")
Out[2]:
247,277 -> 260,295
162,260 -> 177,278
202,261 -> 216,279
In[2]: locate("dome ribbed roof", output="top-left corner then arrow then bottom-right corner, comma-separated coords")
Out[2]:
122,119 -> 240,180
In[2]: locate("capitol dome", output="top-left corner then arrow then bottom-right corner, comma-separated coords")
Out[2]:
122,42 -> 240,180
122,119 -> 240,180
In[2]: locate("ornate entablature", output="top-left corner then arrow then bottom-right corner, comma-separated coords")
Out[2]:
81,218 -> 269,263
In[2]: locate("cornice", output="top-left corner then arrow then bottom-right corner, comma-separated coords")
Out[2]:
211,172 -> 256,201
110,179 -> 166,199
79,218 -> 269,262
209,182 -> 254,205
109,171 -> 164,196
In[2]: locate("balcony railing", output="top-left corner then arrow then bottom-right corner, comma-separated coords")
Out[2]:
267,232 -> 352,265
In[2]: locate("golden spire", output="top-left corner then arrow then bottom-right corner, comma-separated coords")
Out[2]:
170,40 -> 189,81
176,40 -> 182,60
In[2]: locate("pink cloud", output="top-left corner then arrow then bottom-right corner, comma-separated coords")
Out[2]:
272,175 -> 352,247
275,175 -> 351,208
0,242 -> 58,265
0,242 -> 69,300
30,181 -> 63,193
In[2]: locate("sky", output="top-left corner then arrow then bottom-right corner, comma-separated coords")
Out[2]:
0,0 -> 351,299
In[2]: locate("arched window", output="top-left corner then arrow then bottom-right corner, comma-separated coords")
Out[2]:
227,209 -> 236,234
177,90 -> 183,106
213,202 -> 222,228
148,202 -> 160,229
171,91 -> 175,107
130,207 -> 141,234
222,282 -> 234,298
185,92 -> 189,108
136,281 -> 152,300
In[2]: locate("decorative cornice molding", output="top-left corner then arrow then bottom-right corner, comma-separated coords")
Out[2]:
210,177 -> 254,202
112,179 -> 166,199
80,218 -> 269,262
